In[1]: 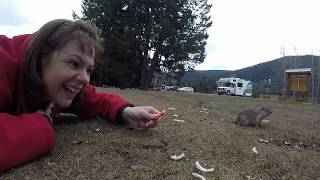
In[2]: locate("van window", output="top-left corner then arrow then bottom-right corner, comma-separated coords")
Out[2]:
237,83 -> 243,87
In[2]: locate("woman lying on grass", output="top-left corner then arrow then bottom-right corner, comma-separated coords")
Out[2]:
0,19 -> 162,171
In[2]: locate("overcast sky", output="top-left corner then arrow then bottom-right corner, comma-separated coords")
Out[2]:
1,0 -> 320,70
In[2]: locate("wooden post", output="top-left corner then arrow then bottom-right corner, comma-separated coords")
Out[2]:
287,73 -> 290,100
316,57 -> 320,103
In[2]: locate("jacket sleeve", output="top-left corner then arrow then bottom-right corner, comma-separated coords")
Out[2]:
0,113 -> 56,171
67,84 -> 133,123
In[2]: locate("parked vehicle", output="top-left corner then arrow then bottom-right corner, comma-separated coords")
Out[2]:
161,85 -> 177,91
217,77 -> 252,96
177,87 -> 194,93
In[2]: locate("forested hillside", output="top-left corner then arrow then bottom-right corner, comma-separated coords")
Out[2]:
181,55 -> 320,97
182,55 -> 320,83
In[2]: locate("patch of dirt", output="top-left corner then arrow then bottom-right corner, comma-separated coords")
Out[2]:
1,88 -> 320,179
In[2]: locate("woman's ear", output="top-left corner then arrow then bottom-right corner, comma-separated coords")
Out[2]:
41,52 -> 54,70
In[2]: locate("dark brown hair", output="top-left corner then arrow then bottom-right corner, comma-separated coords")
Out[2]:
23,19 -> 104,112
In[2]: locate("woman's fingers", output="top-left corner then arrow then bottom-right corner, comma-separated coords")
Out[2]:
145,119 -> 157,128
144,106 -> 160,114
154,110 -> 166,122
124,106 -> 165,129
145,110 -> 166,128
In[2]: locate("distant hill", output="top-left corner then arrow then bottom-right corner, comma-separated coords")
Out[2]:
181,70 -> 231,82
182,55 -> 320,83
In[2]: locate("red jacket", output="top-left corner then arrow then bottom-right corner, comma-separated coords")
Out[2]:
0,34 -> 132,171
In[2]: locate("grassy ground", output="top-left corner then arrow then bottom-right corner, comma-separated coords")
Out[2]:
1,88 -> 320,179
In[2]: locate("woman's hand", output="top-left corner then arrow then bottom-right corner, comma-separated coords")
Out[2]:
121,106 -> 163,129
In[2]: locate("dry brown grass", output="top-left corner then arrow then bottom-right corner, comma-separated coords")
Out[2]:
1,88 -> 320,179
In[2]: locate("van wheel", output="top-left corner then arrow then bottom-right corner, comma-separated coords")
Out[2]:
227,91 -> 230,96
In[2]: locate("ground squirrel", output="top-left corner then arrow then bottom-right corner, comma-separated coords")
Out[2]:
236,107 -> 272,126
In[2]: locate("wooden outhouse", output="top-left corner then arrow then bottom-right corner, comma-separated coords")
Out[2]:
285,68 -> 312,101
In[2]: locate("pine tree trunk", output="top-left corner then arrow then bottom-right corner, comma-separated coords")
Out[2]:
139,7 -> 151,90
140,55 -> 148,90
145,52 -> 159,90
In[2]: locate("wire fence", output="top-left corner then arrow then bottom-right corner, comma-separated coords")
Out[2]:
252,82 -> 320,104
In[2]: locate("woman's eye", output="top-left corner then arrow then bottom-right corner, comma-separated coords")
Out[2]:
87,68 -> 93,75
69,60 -> 79,68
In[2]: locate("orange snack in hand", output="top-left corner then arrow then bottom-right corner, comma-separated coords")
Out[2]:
154,109 -> 166,122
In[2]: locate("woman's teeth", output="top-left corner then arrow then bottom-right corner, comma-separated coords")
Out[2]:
64,85 -> 78,93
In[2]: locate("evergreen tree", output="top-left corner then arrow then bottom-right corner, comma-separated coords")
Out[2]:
81,0 -> 212,89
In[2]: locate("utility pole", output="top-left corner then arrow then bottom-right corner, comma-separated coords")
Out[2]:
294,46 -> 298,68
316,52 -> 320,104
281,46 -> 286,98
311,52 -> 314,104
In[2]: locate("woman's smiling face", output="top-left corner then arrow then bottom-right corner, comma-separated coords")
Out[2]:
42,41 -> 95,107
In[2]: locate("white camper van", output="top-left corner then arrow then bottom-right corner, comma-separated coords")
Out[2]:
217,77 -> 252,96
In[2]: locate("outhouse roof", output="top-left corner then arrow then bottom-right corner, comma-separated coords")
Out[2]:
285,68 -> 312,74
